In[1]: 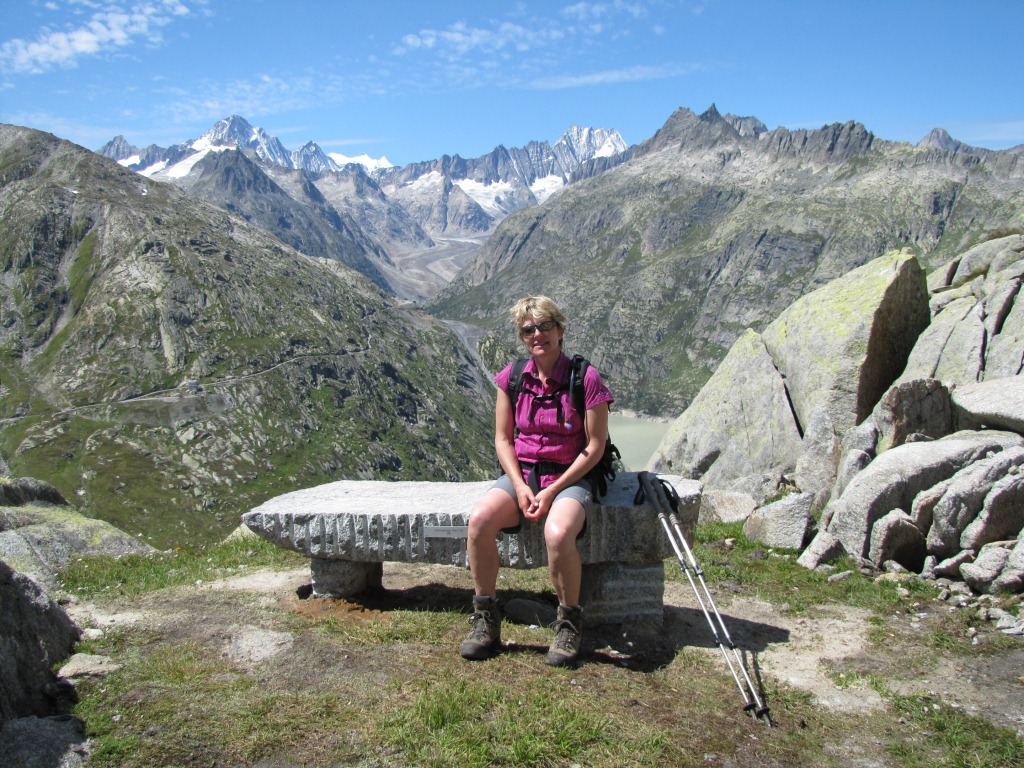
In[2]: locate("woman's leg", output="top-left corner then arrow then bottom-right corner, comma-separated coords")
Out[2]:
466,488 -> 520,596
544,497 -> 587,606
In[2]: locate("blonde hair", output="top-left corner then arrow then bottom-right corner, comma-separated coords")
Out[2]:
509,296 -> 567,330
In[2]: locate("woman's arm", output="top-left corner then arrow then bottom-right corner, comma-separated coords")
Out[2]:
494,387 -> 534,512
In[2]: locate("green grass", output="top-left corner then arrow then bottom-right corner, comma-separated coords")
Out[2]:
688,521 -> 937,615
76,642 -> 364,767
887,694 -> 1024,768
58,534 -> 306,597
379,677 -> 610,768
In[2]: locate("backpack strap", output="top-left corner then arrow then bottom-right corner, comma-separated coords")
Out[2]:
509,358 -> 530,406
568,354 -> 589,422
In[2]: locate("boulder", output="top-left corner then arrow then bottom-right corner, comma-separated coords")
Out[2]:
743,492 -> 815,549
653,250 -> 930,495
925,446 -> 1024,558
819,431 -> 1022,559
991,537 -> 1024,593
796,529 -> 846,570
794,407 -> 842,511
947,234 -> 1024,289
0,478 -> 68,507
985,293 -> 1024,378
868,509 -> 926,572
699,489 -> 758,525
932,549 -> 976,579
0,560 -> 80,724
870,378 -> 953,454
959,467 -> 1024,552
0,715 -> 89,768
761,249 -> 929,438
831,448 -> 873,502
651,329 -> 802,487
0,504 -> 154,591
904,235 -> 1024,385
909,476 -> 952,532
952,376 -> 1024,433
960,541 -> 1015,594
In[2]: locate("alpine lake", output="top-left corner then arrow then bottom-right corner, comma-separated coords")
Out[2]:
606,412 -> 671,471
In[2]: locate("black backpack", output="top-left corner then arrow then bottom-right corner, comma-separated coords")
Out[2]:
509,354 -> 621,499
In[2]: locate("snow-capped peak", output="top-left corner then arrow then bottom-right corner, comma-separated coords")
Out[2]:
328,152 -> 394,173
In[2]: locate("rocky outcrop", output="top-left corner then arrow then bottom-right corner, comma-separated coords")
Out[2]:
901,235 -> 1024,384
0,478 -> 154,591
652,249 -> 930,499
0,559 -> 80,724
652,328 -> 803,491
651,234 -> 1024,594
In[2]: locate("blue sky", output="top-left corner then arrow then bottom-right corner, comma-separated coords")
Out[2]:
2,0 -> 1022,166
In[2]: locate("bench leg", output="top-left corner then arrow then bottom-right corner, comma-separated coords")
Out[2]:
310,559 -> 383,597
580,562 -> 665,626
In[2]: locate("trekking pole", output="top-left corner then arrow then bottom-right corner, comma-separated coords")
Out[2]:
638,471 -> 771,724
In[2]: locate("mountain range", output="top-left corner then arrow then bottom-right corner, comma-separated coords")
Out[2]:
98,115 -> 629,300
0,123 -> 496,547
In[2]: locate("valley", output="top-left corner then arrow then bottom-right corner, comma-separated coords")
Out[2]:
383,236 -> 486,302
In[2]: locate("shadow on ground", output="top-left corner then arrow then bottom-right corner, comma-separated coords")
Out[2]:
294,579 -> 789,679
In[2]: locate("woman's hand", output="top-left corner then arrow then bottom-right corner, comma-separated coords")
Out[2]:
523,487 -> 554,521
515,483 -> 537,518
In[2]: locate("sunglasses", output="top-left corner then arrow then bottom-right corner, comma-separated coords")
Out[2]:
519,319 -> 558,337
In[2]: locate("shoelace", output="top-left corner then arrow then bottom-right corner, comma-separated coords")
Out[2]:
552,620 -> 579,650
467,610 -> 495,637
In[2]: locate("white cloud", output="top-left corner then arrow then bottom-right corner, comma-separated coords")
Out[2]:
562,1 -> 647,22
0,0 -> 192,74
395,21 -> 562,60
165,72 -> 316,125
530,62 -> 700,89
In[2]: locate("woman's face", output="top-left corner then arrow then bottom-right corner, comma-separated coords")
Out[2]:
518,315 -> 562,357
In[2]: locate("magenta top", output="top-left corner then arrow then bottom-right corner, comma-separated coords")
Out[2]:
494,353 -> 614,488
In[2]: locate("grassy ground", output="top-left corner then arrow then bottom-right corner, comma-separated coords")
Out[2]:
57,525 -> 1024,768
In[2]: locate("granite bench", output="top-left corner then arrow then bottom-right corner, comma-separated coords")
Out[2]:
241,471 -> 700,625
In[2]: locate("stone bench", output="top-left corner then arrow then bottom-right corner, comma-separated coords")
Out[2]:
241,471 -> 699,625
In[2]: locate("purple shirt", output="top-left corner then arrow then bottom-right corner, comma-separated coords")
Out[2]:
494,353 -> 614,488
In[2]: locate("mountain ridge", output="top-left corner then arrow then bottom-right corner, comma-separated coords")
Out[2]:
0,123 -> 495,546
98,115 -> 631,299
431,105 -> 1024,416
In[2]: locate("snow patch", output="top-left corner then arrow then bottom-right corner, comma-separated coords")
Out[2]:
328,152 -> 393,172
163,146 -> 231,178
137,160 -> 168,177
405,170 -> 445,192
455,178 -> 516,216
117,154 -> 141,168
530,174 -> 565,203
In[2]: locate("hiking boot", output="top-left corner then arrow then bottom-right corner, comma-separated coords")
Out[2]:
545,604 -> 583,667
460,595 -> 502,660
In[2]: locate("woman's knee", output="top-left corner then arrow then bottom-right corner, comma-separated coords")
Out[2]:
545,504 -> 585,551
468,492 -> 517,539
